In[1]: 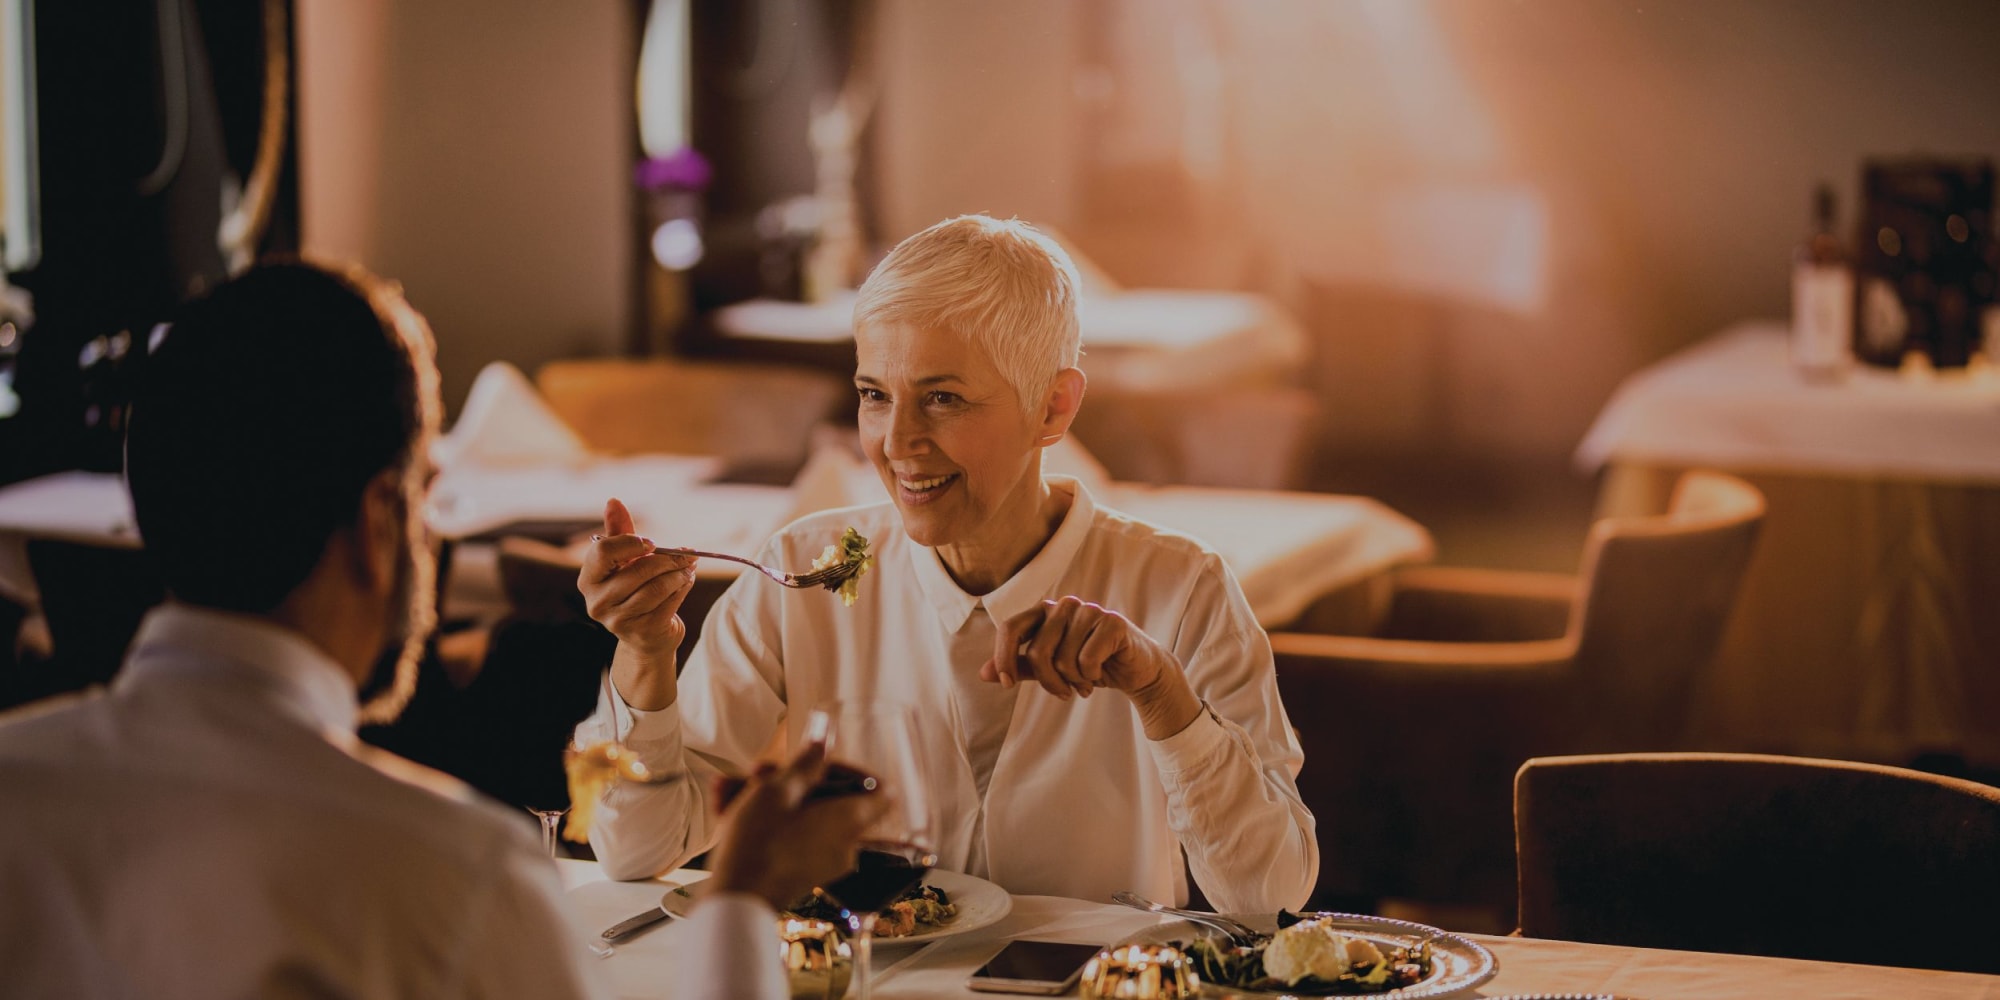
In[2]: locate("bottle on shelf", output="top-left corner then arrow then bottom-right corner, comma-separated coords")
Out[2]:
1791,184 -> 1854,381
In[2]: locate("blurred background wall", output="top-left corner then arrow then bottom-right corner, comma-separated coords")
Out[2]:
297,0 -> 634,417
293,0 -> 2000,467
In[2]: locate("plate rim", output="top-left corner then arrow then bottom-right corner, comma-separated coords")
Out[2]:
881,867 -> 1014,942
1128,909 -> 1498,999
663,866 -> 1014,943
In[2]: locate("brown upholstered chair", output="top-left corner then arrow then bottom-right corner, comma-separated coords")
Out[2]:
1269,471 -> 1764,913
535,358 -> 847,475
1514,752 -> 2000,973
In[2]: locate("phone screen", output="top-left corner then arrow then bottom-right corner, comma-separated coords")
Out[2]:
970,940 -> 1104,991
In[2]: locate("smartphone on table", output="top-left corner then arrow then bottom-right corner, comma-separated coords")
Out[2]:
967,939 -> 1105,995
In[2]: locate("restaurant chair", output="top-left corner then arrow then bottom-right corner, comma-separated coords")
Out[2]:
1514,752 -> 2000,973
1268,470 -> 1764,915
535,358 -> 847,478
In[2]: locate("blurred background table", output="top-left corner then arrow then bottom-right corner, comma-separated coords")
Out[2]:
1577,322 -> 2000,770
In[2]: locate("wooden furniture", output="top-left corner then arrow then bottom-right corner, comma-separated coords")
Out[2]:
1515,752 -> 2000,973
1579,323 -> 2000,768
1270,471 -> 1764,913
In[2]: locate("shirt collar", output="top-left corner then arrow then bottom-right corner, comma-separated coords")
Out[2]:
119,603 -> 360,734
905,476 -> 1099,631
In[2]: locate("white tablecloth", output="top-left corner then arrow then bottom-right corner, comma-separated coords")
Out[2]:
1576,322 -> 2000,484
557,861 -> 2000,999
1572,322 -> 2000,766
0,459 -> 1429,631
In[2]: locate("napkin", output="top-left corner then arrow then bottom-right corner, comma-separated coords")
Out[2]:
434,361 -> 590,470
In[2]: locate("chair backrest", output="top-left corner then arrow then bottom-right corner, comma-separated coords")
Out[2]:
535,358 -> 847,470
1568,470 -> 1764,747
1515,752 -> 2000,973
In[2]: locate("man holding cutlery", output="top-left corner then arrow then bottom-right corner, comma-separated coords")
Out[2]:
578,215 -> 1319,913
0,262 -> 883,999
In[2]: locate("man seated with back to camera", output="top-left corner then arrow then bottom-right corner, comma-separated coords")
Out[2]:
0,262 -> 884,999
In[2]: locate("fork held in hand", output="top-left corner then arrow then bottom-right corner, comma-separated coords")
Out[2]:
589,535 -> 859,591
651,546 -> 856,590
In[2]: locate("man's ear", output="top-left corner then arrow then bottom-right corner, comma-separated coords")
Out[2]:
352,468 -> 403,593
1037,367 -> 1087,445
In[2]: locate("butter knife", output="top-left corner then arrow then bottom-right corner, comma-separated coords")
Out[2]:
596,888 -> 700,940
600,902 -> 677,943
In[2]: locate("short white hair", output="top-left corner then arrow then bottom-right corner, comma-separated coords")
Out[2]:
853,215 -> 1082,410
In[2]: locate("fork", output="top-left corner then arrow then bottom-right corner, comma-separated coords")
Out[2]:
650,545 -> 859,590
1110,890 -> 1261,946
589,535 -> 860,591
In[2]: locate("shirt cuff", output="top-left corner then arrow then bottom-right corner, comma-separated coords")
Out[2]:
598,670 -> 684,746
1147,700 -> 1230,775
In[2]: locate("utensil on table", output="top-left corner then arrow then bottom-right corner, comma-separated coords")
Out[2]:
599,901 -> 679,944
1109,890 -> 1260,947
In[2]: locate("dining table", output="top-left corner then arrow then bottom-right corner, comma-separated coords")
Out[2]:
557,860 -> 2000,1000
1575,321 -> 2000,768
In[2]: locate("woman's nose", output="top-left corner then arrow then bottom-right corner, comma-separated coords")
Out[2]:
881,403 -> 929,458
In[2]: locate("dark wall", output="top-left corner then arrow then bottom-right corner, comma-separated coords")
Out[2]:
2,0 -> 298,484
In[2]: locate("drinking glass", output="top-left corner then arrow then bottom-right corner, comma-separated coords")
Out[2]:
807,702 -> 936,1000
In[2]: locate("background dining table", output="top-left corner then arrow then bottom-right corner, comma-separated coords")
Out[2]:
557,861 -> 2000,999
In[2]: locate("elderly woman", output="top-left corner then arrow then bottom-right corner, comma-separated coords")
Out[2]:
574,216 -> 1316,912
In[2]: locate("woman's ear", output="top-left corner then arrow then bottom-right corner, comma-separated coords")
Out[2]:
1037,367 -> 1087,445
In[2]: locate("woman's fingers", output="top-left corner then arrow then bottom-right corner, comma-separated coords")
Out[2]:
602,497 -> 637,537
990,605 -> 1049,688
1053,599 -> 1104,695
1023,600 -> 1079,699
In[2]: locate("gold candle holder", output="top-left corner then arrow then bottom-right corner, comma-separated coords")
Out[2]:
1080,943 -> 1201,999
777,917 -> 853,1000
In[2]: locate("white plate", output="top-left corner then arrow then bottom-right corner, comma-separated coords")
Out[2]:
1126,911 -> 1496,999
882,868 -> 1013,942
660,868 -> 1012,943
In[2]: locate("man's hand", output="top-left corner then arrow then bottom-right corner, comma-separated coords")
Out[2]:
980,596 -> 1203,741
705,741 -> 890,910
579,497 -> 695,710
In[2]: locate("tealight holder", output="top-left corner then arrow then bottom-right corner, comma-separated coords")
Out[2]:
1080,943 -> 1201,999
777,917 -> 852,999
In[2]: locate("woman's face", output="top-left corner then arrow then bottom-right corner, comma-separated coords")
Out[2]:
855,323 -> 1050,553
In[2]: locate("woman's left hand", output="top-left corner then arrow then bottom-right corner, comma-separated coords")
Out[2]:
981,596 -> 1203,740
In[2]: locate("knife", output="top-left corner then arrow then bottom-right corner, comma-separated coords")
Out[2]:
599,902 -> 677,943
596,888 -> 700,940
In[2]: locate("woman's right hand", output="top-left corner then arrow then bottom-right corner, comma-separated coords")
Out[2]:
580,498 -> 696,704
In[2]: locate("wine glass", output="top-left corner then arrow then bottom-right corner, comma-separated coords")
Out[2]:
807,702 -> 937,1000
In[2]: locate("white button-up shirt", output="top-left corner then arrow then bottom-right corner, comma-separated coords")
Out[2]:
580,478 -> 1318,913
0,603 -> 781,1000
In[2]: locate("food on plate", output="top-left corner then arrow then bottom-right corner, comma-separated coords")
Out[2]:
786,881 -> 958,938
811,527 -> 872,606
561,742 -> 656,843
1181,913 -> 1432,995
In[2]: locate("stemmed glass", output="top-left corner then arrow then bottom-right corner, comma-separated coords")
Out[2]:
808,702 -> 937,1000
527,804 -> 568,859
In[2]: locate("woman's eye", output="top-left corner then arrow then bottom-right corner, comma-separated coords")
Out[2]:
857,387 -> 886,403
925,391 -> 961,406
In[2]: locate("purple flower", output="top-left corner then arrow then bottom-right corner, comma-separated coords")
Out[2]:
635,148 -> 713,192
